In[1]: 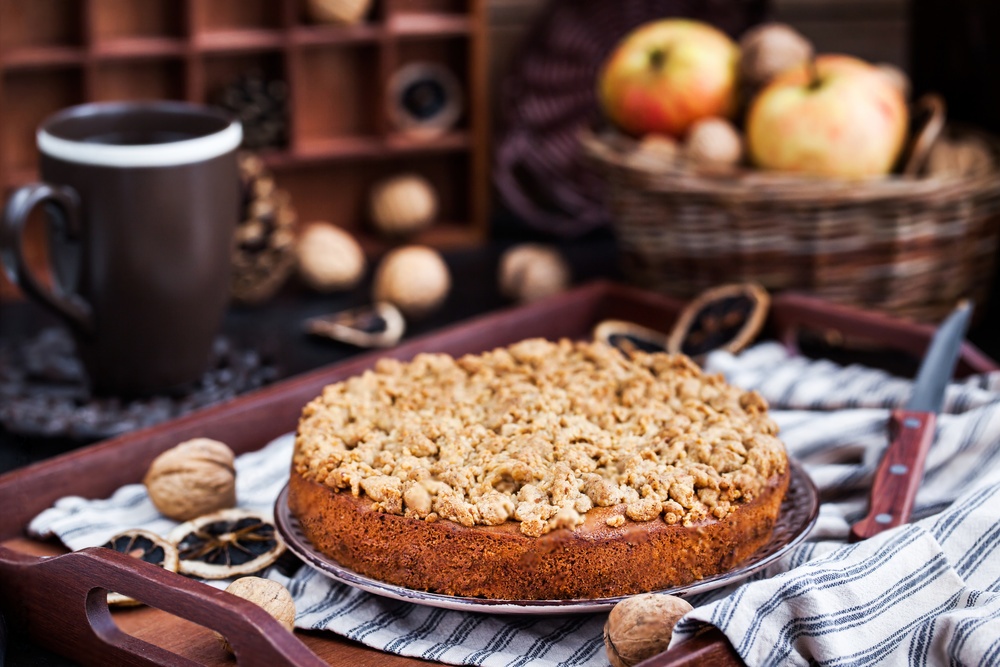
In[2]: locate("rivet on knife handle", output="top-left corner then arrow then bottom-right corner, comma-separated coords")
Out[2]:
849,409 -> 937,541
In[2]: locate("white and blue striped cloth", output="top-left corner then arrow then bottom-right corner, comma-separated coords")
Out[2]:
29,342 -> 1000,666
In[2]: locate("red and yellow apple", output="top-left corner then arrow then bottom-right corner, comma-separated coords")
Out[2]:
598,19 -> 740,138
746,55 -> 909,178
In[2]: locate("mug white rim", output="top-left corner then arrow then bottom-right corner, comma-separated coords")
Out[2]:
38,122 -> 243,168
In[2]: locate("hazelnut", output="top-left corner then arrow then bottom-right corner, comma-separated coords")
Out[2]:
684,118 -> 744,168
604,594 -> 694,667
624,134 -> 680,172
305,0 -> 372,24
296,222 -> 366,292
373,246 -> 451,319
216,576 -> 296,654
498,244 -> 571,303
739,23 -> 813,90
369,174 -> 438,237
143,438 -> 237,521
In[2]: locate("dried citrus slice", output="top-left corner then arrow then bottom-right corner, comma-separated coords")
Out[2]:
593,319 -> 670,355
666,283 -> 770,357
168,508 -> 286,579
99,528 -> 180,606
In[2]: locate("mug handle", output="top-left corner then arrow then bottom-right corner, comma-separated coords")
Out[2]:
0,183 -> 93,334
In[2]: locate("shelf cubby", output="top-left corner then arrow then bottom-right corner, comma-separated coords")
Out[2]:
90,0 -> 186,43
294,44 -> 381,146
388,0 -> 468,16
293,0 -> 386,27
0,0 -> 489,299
202,50 -> 288,94
0,0 -> 84,51
193,0 -> 286,35
1,68 -> 84,175
92,59 -> 187,103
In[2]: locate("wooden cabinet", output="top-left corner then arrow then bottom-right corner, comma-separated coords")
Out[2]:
0,0 -> 489,298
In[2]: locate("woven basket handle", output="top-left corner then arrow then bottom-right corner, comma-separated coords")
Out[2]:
902,93 -> 947,176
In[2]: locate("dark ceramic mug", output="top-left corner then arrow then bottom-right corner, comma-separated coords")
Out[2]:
0,101 -> 242,396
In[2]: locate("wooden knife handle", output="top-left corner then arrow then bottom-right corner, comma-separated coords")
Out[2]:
850,409 -> 937,541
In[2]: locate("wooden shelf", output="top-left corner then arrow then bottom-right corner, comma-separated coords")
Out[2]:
91,37 -> 187,60
357,221 -> 484,256
262,131 -> 470,166
290,23 -> 383,46
0,0 -> 490,285
389,14 -> 472,37
193,30 -> 286,53
1,46 -> 85,69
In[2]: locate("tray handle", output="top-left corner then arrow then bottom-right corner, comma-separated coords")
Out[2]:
770,292 -> 999,376
0,545 -> 326,666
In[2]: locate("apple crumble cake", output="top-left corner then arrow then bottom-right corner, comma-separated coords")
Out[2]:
288,338 -> 789,599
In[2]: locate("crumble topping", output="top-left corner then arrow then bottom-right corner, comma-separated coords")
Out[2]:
293,338 -> 786,537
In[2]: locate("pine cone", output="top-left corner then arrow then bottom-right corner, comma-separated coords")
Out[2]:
215,71 -> 289,150
231,153 -> 298,305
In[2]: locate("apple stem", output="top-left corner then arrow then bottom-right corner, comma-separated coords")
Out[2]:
649,49 -> 667,71
807,58 -> 822,90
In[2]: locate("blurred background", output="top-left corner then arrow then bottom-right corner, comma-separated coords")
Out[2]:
1,0 -> 999,462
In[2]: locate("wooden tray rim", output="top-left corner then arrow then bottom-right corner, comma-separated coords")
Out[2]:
1,280 -> 996,667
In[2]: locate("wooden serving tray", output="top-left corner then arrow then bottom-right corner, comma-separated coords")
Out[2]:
0,281 -> 996,667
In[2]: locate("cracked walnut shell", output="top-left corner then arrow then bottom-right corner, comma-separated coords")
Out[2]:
373,246 -> 451,319
217,576 -> 296,654
297,222 -> 366,292
498,244 -> 571,304
143,438 -> 237,521
369,173 -> 438,237
739,23 -> 813,90
605,594 -> 694,667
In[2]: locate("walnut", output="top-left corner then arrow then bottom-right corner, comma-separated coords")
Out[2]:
296,222 -> 366,292
604,594 -> 694,667
216,576 -> 296,654
369,173 -> 438,237
498,244 -> 571,304
373,246 -> 451,319
306,0 -> 372,24
739,23 -> 813,90
684,118 -> 743,169
143,438 -> 237,521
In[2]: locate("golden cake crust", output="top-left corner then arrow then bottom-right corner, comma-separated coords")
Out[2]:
288,338 -> 790,599
288,465 -> 789,599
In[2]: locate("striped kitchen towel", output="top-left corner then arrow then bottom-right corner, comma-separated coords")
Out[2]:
28,342 -> 1000,666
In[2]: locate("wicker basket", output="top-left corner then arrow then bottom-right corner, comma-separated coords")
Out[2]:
582,108 -> 1000,323
493,0 -> 766,237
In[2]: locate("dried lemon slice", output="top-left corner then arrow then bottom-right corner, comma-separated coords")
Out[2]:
168,508 -> 286,579
666,283 -> 770,357
99,528 -> 180,606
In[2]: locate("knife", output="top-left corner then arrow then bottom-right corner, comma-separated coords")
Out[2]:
849,300 -> 973,541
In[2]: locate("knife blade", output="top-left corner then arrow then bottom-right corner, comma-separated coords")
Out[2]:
849,300 -> 973,541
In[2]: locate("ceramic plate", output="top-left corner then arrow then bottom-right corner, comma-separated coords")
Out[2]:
274,459 -> 819,615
